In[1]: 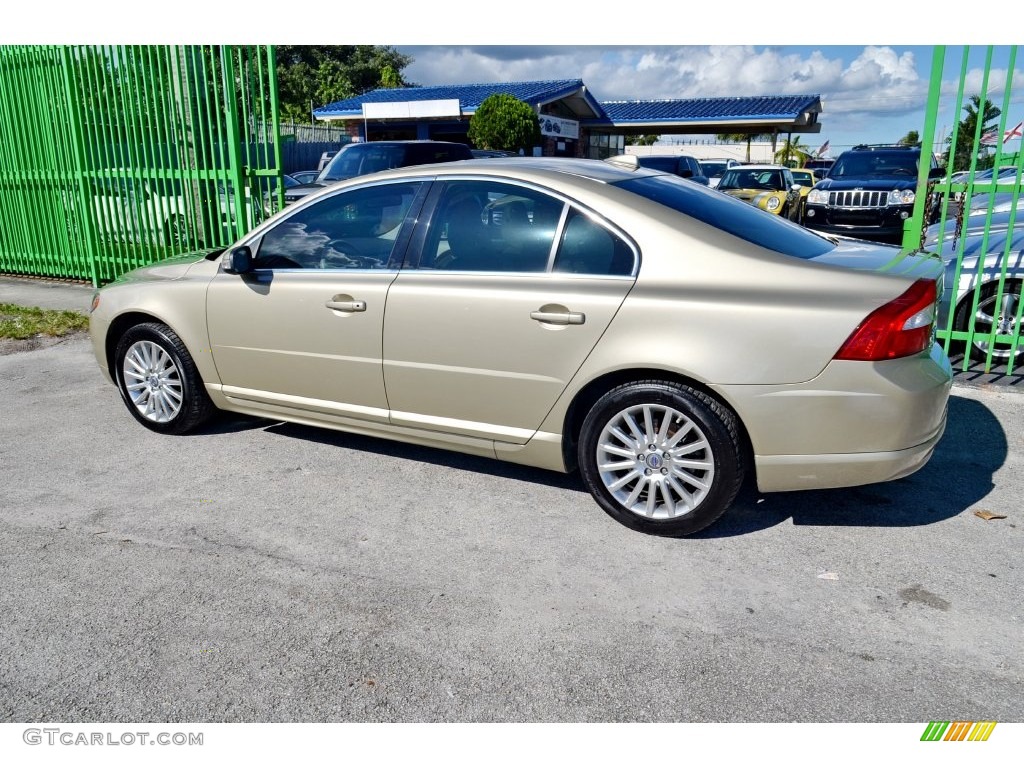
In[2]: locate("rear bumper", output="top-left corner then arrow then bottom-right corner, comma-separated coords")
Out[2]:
717,343 -> 953,493
754,411 -> 946,492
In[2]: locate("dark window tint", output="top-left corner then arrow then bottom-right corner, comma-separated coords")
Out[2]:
552,210 -> 635,276
614,175 -> 835,259
418,180 -> 563,272
321,144 -> 408,181
254,182 -> 422,269
406,143 -> 472,164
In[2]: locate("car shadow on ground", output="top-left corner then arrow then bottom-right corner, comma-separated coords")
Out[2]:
258,421 -> 584,493
697,393 -> 1008,538
197,393 -> 1007,537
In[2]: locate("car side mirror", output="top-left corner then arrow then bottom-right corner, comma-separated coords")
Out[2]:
928,167 -> 945,181
679,169 -> 694,179
223,246 -> 253,274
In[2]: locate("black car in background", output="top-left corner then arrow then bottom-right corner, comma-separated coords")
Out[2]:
802,144 -> 943,244
634,155 -> 710,185
284,140 -> 473,205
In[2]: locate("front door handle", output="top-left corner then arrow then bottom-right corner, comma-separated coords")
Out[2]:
325,298 -> 366,312
530,310 -> 585,325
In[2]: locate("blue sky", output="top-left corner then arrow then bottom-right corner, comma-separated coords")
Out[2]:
13,4 -> 1023,160
397,45 -> 1024,159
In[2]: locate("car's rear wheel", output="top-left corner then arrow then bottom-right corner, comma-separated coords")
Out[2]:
578,381 -> 744,537
163,215 -> 189,247
114,322 -> 215,434
954,279 -> 1023,367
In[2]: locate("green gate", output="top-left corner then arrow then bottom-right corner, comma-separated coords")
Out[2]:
0,45 -> 282,286
906,45 -> 1023,375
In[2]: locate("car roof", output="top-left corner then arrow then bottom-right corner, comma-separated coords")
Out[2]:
730,164 -> 789,170
354,156 -> 664,185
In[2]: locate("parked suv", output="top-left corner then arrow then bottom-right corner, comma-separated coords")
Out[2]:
803,144 -> 943,244
284,140 -> 473,204
699,157 -> 741,188
634,154 -> 709,185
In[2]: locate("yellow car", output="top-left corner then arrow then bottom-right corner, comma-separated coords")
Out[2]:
716,164 -> 802,221
790,168 -> 821,221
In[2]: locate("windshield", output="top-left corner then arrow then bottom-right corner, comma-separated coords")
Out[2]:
791,171 -> 814,186
614,175 -> 834,259
830,151 -> 919,179
320,144 -> 408,181
700,161 -> 727,177
717,168 -> 784,191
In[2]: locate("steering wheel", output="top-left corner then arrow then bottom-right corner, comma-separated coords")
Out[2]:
327,239 -> 364,256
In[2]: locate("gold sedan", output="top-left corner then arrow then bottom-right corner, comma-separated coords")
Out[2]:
90,157 -> 952,537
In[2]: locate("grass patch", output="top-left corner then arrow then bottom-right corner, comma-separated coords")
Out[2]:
0,303 -> 89,340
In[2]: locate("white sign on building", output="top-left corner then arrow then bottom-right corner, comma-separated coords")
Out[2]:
540,115 -> 579,140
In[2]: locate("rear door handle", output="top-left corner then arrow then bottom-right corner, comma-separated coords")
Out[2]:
325,299 -> 366,312
530,310 -> 585,325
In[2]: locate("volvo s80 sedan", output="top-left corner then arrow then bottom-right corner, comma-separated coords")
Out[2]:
90,157 -> 952,537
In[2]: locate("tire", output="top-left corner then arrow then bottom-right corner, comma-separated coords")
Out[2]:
953,279 -> 1023,367
577,380 -> 744,537
113,322 -> 215,434
163,215 -> 188,247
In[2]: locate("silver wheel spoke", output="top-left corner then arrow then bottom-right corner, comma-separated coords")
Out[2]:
664,422 -> 695,450
623,412 -> 645,442
600,442 -> 636,459
643,405 -> 656,444
644,481 -> 658,517
608,468 -> 641,493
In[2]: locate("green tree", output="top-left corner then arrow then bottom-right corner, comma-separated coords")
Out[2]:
716,132 -> 770,162
275,46 -> 413,122
898,130 -> 920,146
947,95 -> 1001,171
625,134 -> 660,146
467,94 -> 541,153
773,135 -> 811,167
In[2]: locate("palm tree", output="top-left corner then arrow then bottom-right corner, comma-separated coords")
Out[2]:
716,132 -> 770,162
898,130 -> 920,146
947,95 -> 1001,171
773,135 -> 811,167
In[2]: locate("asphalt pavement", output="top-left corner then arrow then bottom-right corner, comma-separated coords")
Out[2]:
0,306 -> 1021,722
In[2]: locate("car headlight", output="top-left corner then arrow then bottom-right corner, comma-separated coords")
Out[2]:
807,189 -> 828,205
888,189 -> 916,205
765,195 -> 782,211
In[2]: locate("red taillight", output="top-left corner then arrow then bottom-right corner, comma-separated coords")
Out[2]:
834,279 -> 937,361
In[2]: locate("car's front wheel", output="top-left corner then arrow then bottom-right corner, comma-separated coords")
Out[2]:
578,381 -> 744,537
114,322 -> 215,434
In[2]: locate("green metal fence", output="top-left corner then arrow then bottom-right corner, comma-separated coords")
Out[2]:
906,45 -> 1023,375
0,45 -> 282,286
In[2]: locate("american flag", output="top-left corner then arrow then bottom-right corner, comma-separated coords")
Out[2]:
815,140 -> 830,158
980,120 -> 1023,146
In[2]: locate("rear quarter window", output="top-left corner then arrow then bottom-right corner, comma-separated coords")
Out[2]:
615,175 -> 835,259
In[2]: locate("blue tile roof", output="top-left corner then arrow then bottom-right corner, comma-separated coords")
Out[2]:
598,95 -> 821,124
315,79 -> 595,118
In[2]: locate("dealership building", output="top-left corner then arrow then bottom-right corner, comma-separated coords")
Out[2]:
313,79 -> 823,159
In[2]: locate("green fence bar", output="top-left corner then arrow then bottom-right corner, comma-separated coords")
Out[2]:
917,45 -> 1023,376
0,45 -> 282,286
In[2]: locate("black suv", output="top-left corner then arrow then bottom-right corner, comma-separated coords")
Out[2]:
284,140 -> 473,205
635,154 -> 709,185
802,144 -> 943,243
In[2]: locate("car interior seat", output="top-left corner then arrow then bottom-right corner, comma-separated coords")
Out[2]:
443,195 -> 488,269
